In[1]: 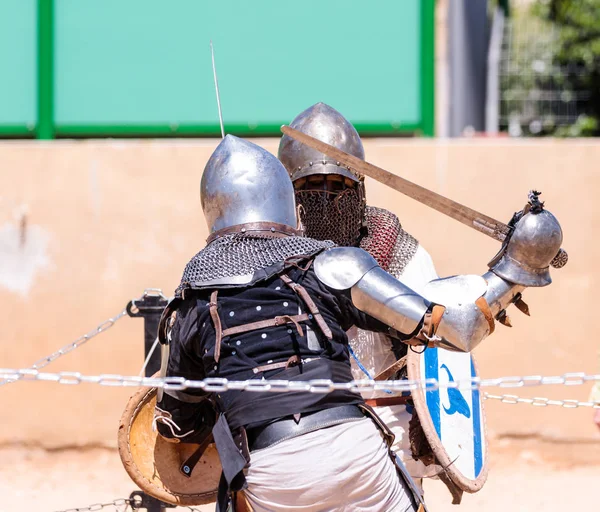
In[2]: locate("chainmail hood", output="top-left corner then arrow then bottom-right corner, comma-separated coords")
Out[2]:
175,234 -> 334,296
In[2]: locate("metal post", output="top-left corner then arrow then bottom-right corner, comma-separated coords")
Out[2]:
448,0 -> 489,136
420,0 -> 436,137
37,0 -> 54,139
129,490 -> 175,512
127,293 -> 168,377
485,8 -> 506,134
127,294 -> 171,512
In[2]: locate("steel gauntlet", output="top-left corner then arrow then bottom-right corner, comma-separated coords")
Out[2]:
489,206 -> 564,287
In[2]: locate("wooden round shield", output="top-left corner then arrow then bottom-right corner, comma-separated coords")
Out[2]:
407,347 -> 489,493
118,386 -> 220,506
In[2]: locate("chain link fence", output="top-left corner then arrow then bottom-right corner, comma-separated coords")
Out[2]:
497,6 -> 592,135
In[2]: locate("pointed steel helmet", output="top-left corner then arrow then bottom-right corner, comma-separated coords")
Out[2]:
490,209 -> 563,287
278,103 -> 365,182
200,135 -> 298,238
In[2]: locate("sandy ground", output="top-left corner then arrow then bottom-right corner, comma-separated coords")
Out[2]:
1,435 -> 597,512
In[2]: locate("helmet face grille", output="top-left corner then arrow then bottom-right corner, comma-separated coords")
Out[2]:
295,188 -> 365,247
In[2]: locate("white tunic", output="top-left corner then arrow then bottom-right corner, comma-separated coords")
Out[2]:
349,245 -> 439,479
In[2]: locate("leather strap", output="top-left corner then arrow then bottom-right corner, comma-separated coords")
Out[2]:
223,314 -> 309,337
209,272 -> 332,363
280,275 -> 333,339
207,222 -> 301,244
475,296 -> 495,335
373,355 -> 407,381
418,304 -> 446,346
253,355 -> 302,374
357,403 -> 396,449
365,395 -> 411,408
247,405 -> 364,452
438,469 -> 464,504
209,291 -> 223,363
179,433 -> 214,478
233,491 -> 254,512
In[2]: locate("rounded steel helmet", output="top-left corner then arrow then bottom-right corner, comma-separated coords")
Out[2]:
201,135 -> 298,239
277,104 -> 367,247
279,103 -> 366,246
278,102 -> 365,183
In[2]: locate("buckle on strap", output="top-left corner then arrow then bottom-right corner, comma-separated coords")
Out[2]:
417,304 -> 445,347
252,355 -> 304,374
274,315 -> 304,336
222,313 -> 310,338
279,274 -> 333,339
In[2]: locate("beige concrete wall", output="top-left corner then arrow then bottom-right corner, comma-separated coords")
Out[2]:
1,138 -> 599,448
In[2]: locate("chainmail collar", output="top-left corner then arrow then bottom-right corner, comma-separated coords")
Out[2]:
175,234 -> 334,296
359,206 -> 419,276
350,206 -> 420,390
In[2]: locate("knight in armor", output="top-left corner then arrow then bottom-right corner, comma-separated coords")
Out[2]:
154,131 -> 561,511
278,102 -> 564,492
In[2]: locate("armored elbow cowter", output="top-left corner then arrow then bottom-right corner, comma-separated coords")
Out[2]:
314,247 -> 525,352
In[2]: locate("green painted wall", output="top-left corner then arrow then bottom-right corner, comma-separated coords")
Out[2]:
0,0 -> 37,135
1,0 -> 435,138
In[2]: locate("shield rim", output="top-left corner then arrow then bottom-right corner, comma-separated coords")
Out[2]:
117,385 -> 219,506
407,348 -> 489,493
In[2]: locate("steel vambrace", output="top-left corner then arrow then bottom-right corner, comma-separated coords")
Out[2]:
314,247 -> 526,352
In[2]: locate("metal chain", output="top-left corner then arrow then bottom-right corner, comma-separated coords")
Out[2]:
484,392 -> 600,408
30,309 -> 128,370
53,496 -> 202,512
1,368 -> 598,393
53,497 -> 131,512
0,289 -> 167,386
33,289 -> 167,370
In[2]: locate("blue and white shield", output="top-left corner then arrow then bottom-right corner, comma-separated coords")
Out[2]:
407,347 -> 488,492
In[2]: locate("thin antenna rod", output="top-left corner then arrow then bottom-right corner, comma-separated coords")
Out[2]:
210,40 -> 225,138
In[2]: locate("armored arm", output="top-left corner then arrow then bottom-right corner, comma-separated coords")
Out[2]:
314,247 -> 524,352
154,299 -> 215,442
427,204 -> 564,348
422,272 -> 524,351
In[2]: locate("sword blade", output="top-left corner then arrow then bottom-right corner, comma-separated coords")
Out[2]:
210,40 -> 225,139
281,125 -> 511,243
